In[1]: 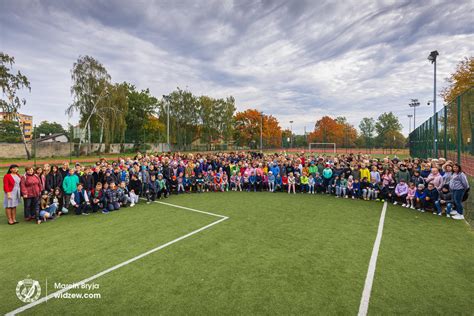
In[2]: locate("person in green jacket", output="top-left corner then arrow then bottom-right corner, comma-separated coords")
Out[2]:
395,164 -> 411,184
62,168 -> 80,209
156,174 -> 168,199
309,163 -> 318,176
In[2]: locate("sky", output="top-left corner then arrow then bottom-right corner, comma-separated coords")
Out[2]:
1,0 -> 473,136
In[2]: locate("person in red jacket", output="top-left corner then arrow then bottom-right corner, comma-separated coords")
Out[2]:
4,164 -> 21,225
20,167 -> 42,224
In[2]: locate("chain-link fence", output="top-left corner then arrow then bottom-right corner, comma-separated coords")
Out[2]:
410,87 -> 474,174
409,86 -> 474,226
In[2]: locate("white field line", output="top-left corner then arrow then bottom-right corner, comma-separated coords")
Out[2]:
358,201 -> 388,316
6,202 -> 229,316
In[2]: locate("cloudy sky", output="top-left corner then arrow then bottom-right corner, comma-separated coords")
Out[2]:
1,0 -> 473,135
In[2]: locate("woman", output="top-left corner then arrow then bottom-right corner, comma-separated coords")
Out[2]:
20,166 -> 42,224
46,165 -> 63,192
449,163 -> 470,220
3,164 -> 21,225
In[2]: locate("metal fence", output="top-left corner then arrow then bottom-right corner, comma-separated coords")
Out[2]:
409,86 -> 474,175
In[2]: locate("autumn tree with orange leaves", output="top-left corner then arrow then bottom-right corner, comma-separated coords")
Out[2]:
308,116 -> 358,147
233,109 -> 282,148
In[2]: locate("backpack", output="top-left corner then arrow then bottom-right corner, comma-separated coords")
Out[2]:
462,187 -> 470,202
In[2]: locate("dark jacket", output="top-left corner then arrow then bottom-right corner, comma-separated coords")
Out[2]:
46,172 -> 63,192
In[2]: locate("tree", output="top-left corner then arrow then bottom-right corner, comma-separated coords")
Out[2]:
233,109 -> 282,148
67,55 -> 111,154
308,116 -> 357,147
124,84 -> 159,145
198,96 -> 236,149
441,56 -> 474,103
36,121 -> 66,136
0,52 -> 31,158
143,116 -> 165,143
359,117 -> 376,148
0,120 -> 22,143
98,82 -> 128,150
375,112 -> 404,148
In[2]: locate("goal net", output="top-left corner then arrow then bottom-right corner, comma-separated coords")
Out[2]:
308,143 -> 336,154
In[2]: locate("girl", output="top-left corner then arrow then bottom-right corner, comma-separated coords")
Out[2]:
347,176 -> 354,199
268,171 -> 275,192
52,187 -> 68,215
91,182 -> 106,212
4,164 -> 21,225
236,172 -> 243,192
222,173 -> 229,192
308,174 -> 315,194
300,173 -> 309,193
39,190 -> 57,223
177,172 -> 185,194
405,182 -> 416,209
288,172 -> 296,194
449,163 -> 469,220
281,174 -> 288,192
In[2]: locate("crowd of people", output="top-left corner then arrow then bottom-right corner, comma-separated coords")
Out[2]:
3,151 -> 470,225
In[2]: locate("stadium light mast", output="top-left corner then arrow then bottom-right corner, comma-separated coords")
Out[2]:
409,99 -> 420,129
162,95 -> 170,150
260,112 -> 264,153
428,50 -> 439,157
289,120 -> 294,148
407,114 -> 413,134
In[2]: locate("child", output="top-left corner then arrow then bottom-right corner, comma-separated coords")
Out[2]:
415,184 -> 427,212
281,174 -> 288,192
425,182 -> 439,213
267,171 -> 275,192
156,174 -> 168,199
314,173 -> 323,194
308,174 -> 315,194
128,174 -> 141,206
236,172 -> 243,191
394,179 -> 408,205
435,185 -> 453,217
196,173 -> 204,193
222,173 -> 229,192
70,183 -> 91,215
52,187 -> 68,215
405,182 -> 416,209
118,181 -> 131,207
39,190 -> 56,223
177,172 -> 185,194
346,176 -> 354,198
361,177 -> 370,200
249,172 -> 257,192
105,182 -> 120,211
300,173 -> 309,193
91,182 -> 106,213
288,172 -> 296,194
147,174 -> 158,203
352,178 -> 361,199
230,172 -> 237,191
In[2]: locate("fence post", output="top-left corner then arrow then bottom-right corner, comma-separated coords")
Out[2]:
444,106 -> 447,159
457,95 -> 461,165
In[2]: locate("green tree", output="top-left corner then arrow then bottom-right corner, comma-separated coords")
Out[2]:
67,55 -> 111,153
36,121 -> 66,136
125,84 -> 159,145
98,82 -> 128,150
0,52 -> 31,158
359,117 -> 376,148
0,120 -> 22,143
375,112 -> 403,148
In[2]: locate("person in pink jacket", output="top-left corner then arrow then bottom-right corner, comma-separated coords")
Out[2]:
393,179 -> 409,205
425,167 -> 443,191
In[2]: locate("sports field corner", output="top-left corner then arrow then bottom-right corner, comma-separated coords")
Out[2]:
1,189 -> 473,315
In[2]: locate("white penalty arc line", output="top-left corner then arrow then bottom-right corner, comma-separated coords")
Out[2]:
358,201 -> 388,316
6,202 -> 229,316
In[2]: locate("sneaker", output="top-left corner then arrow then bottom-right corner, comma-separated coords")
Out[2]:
410,206 -> 415,209
450,211 -> 458,216
130,203 -> 135,207
402,204 -> 407,207
352,196 -> 355,199
452,214 -> 465,220
437,213 -> 441,216
446,214 -> 451,218
102,209 -> 109,214
393,201 -> 398,205
420,210 -> 425,213
82,213 -> 89,216
432,212 -> 437,215
147,201 -> 151,205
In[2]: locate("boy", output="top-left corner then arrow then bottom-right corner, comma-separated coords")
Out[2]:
435,185 -> 453,217
415,184 -> 427,212
70,183 -> 91,215
105,182 -> 120,211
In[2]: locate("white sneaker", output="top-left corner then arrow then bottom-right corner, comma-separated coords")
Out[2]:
130,203 -> 135,207
410,206 -> 415,209
450,211 -> 458,216
437,213 -> 441,216
420,210 -> 425,213
452,214 -> 465,220
352,196 -> 355,199
432,212 -> 437,215
402,204 -> 406,207
446,214 -> 451,218
393,201 -> 398,205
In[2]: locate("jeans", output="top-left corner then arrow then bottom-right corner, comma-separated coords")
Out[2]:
452,189 -> 465,215
24,197 -> 39,219
435,201 -> 452,215
40,204 -> 57,218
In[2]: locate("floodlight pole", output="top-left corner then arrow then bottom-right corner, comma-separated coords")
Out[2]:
407,114 -> 413,134
260,112 -> 263,153
409,99 -> 420,130
428,50 -> 439,157
289,120 -> 294,148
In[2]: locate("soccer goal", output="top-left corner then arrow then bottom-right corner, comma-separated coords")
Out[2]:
308,143 -> 337,154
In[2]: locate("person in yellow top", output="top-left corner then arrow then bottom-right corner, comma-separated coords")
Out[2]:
360,163 -> 370,181
300,172 -> 309,193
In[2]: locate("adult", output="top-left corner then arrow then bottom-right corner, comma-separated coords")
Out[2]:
20,166 -> 42,224
3,164 -> 21,225
449,163 -> 470,220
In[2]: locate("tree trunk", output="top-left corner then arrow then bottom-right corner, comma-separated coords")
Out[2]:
14,113 -> 31,160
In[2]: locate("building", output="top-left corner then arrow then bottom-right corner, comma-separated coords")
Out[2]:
35,133 -> 69,143
0,112 -> 33,141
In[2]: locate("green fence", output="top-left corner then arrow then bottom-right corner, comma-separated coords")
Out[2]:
409,86 -> 474,173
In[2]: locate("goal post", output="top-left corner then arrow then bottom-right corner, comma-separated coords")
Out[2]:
308,143 -> 336,154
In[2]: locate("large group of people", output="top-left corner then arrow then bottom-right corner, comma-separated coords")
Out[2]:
3,151 -> 471,225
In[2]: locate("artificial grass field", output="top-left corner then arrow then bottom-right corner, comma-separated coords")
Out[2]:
1,184 -> 473,314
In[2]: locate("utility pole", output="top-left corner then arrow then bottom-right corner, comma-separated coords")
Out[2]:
289,120 -> 294,149
260,112 -> 264,152
428,50 -> 439,157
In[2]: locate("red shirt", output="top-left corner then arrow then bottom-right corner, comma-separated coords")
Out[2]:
3,173 -> 16,193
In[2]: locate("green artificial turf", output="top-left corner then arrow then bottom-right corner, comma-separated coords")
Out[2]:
0,174 -> 472,315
